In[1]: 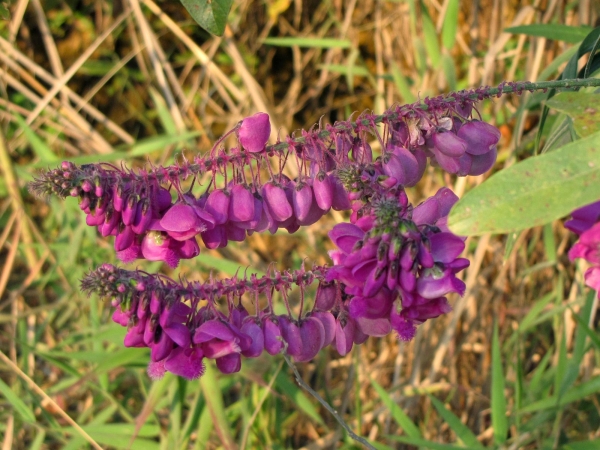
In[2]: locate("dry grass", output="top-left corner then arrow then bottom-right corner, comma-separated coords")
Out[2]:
1,0 -> 599,448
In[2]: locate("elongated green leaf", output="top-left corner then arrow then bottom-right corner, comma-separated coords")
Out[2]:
441,0 -> 459,50
421,3 -> 441,67
505,24 -> 593,43
520,376 -> 600,413
491,323 -> 508,444
448,129 -> 600,236
370,379 -> 421,438
180,0 -> 233,36
0,378 -> 35,422
263,37 -> 352,48
546,92 -> 600,138
429,395 -> 482,448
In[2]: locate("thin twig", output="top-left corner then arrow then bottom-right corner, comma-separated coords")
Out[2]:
282,354 -> 377,450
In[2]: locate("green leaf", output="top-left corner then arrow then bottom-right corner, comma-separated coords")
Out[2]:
429,395 -> 483,448
370,379 -> 421,438
0,378 -> 35,422
262,37 -> 352,48
448,129 -> 600,236
491,323 -> 508,444
420,3 -> 441,67
180,0 -> 233,36
505,24 -> 593,43
520,376 -> 600,413
546,92 -> 600,138
441,0 -> 459,50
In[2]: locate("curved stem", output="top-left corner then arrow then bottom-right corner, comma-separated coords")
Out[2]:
283,354 -> 377,450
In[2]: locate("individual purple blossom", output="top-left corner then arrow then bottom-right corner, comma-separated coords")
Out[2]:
238,112 -> 271,153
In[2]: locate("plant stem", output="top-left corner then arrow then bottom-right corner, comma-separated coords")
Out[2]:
283,354 -> 377,450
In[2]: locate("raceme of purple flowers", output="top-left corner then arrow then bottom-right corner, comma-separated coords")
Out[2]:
31,88 -> 506,379
565,201 -> 600,295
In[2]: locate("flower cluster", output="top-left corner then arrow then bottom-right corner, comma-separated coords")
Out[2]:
29,84 -> 512,378
565,201 -> 600,294
327,187 -> 468,341
31,87 -> 501,268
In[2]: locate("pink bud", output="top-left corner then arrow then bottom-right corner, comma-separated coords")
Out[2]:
238,112 -> 271,153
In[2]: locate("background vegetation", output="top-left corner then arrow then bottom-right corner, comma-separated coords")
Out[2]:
0,0 -> 599,448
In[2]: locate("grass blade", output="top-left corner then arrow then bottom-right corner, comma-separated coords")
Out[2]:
491,322 -> 508,444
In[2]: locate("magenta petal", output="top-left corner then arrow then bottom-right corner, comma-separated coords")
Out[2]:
112,309 -> 130,327
349,289 -> 393,319
147,360 -> 166,380
310,311 -> 336,347
328,223 -> 364,253
262,316 -> 284,355
160,203 -> 199,232
164,347 -> 205,380
292,183 -> 313,222
331,176 -> 351,211
432,130 -> 467,157
194,320 -> 236,343
150,331 -> 173,362
334,318 -> 354,356
382,152 -> 407,185
116,243 -> 140,264
313,172 -> 333,211
390,309 -> 416,341
356,316 -> 391,337
263,183 -> 293,222
238,112 -> 270,153
468,147 -> 497,176
314,281 -> 337,311
296,318 -> 325,362
202,339 -> 241,359
363,267 -> 386,297
176,238 -> 200,259
429,232 -> 465,263
229,184 -> 255,222
278,316 -> 303,356
417,270 -> 466,299
458,120 -> 501,155
205,189 -> 230,225
163,323 -> 191,348
241,319 -> 264,358
216,353 -> 242,374
201,226 -> 227,249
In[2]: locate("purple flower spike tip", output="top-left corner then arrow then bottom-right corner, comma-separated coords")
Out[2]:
238,112 -> 271,153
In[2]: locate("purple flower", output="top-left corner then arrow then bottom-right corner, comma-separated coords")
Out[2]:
159,202 -> 214,241
238,112 -> 271,153
565,201 -> 600,235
